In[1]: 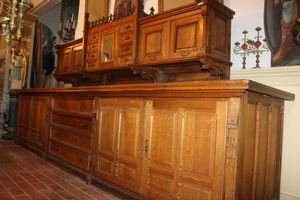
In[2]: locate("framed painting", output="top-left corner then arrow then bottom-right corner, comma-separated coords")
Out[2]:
264,0 -> 300,66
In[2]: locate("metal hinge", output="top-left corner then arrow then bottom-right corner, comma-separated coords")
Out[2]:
145,139 -> 148,153
222,191 -> 226,200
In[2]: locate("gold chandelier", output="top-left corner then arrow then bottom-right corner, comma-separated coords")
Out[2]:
0,0 -> 33,46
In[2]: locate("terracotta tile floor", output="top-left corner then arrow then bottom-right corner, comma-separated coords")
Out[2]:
0,140 -> 122,200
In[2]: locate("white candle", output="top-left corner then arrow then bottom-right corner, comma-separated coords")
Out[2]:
72,19 -> 76,30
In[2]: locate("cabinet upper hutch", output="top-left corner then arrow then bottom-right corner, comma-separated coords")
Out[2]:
54,0 -> 235,86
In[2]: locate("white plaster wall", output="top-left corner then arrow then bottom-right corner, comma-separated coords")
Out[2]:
224,0 -> 271,70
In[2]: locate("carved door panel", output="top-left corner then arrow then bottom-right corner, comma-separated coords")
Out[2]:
94,99 -> 148,193
28,96 -> 49,151
139,21 -> 169,64
170,14 -> 204,60
144,100 -> 227,199
71,44 -> 83,72
60,48 -> 71,74
16,95 -> 32,142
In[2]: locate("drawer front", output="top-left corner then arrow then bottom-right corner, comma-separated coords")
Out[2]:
87,52 -> 98,60
49,141 -> 89,170
119,45 -> 133,56
86,60 -> 98,70
50,126 -> 92,151
53,98 -> 94,113
52,113 -> 93,132
118,56 -> 133,65
120,32 -> 134,44
88,42 -> 98,52
88,29 -> 99,42
120,21 -> 134,33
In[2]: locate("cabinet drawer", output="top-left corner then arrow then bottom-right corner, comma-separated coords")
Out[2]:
49,141 -> 89,171
88,30 -> 99,42
53,98 -> 94,113
120,32 -> 134,44
86,60 -> 98,70
88,42 -> 98,52
50,126 -> 92,151
118,56 -> 133,65
87,52 -> 98,60
120,21 -> 134,33
119,45 -> 133,56
52,113 -> 93,132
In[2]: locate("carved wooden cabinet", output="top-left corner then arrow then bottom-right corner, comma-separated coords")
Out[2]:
14,80 -> 294,200
15,95 -> 49,156
54,38 -> 83,84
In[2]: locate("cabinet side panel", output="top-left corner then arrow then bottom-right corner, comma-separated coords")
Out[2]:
267,106 -> 280,199
236,101 -> 257,199
255,105 -> 270,199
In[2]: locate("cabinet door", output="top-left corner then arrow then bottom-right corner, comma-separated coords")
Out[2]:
71,44 -> 83,72
94,99 -> 148,193
170,14 -> 203,60
60,48 -> 71,74
100,28 -> 117,69
139,21 -> 169,64
28,96 -> 49,151
144,100 -> 227,200
16,95 -> 32,142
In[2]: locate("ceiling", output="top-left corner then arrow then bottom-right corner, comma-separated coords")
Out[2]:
28,0 -> 62,16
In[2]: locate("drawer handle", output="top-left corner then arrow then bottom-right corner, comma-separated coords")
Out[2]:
92,44 -> 95,48
54,147 -> 59,151
90,63 -> 94,67
79,139 -> 85,144
182,52 -> 190,56
149,56 -> 156,61
125,36 -> 130,40
124,47 -> 130,51
56,118 -> 61,122
126,24 -> 131,29
55,133 -> 60,137
92,35 -> 96,39
81,104 -> 87,109
124,58 -> 129,62
77,157 -> 82,162
91,54 -> 95,58
58,102 -> 62,106
80,122 -> 87,127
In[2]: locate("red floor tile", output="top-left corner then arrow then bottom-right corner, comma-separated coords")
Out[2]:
0,140 -> 122,200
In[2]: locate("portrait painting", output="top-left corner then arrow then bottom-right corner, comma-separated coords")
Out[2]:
114,0 -> 133,14
264,0 -> 300,66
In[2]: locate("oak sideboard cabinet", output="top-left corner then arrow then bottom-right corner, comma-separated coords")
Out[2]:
14,80 -> 294,200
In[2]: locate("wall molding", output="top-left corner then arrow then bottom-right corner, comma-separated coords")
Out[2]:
230,66 -> 300,86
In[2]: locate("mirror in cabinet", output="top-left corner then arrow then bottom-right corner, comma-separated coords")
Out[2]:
102,33 -> 114,63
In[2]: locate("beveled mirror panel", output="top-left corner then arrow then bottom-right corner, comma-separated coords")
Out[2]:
102,33 -> 114,62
